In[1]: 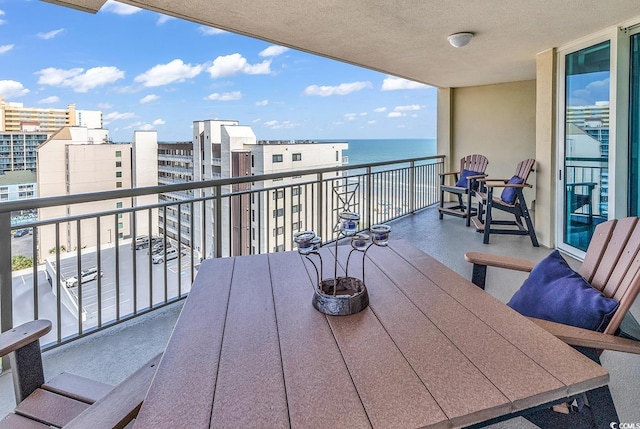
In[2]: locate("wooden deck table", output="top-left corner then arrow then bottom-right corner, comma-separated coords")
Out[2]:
134,240 -> 609,428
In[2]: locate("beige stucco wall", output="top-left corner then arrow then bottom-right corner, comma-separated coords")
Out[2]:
535,49 -> 557,248
437,80 -> 539,238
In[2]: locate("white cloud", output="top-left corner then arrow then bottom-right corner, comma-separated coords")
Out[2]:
140,94 -> 159,104
0,9 -> 5,26
344,113 -> 358,121
394,104 -> 422,112
38,29 -> 64,40
0,44 -> 14,54
0,80 -> 29,98
199,26 -> 227,35
36,66 -> 125,92
263,120 -> 298,129
134,59 -> 202,87
304,81 -> 372,96
381,76 -> 429,91
259,45 -> 289,57
368,120 -> 377,124
97,102 -> 112,109
39,96 -> 60,104
207,53 -> 271,78
101,0 -> 141,15
387,111 -> 403,118
157,15 -> 175,25
205,91 -> 242,101
152,118 -> 165,125
256,99 -> 269,106
374,107 -> 387,113
104,111 -> 135,121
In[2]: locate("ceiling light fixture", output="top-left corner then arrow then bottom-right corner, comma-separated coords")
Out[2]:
448,32 -> 474,48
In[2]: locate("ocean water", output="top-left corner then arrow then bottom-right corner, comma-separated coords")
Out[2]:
342,138 -> 437,165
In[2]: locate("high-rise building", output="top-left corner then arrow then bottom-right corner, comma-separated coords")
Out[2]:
0,98 -> 102,132
36,127 -> 158,261
191,120 -> 347,258
0,131 -> 51,174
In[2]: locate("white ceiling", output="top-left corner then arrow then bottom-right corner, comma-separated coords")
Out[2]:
45,0 -> 640,88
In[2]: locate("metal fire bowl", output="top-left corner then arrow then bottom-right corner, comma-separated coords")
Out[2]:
312,277 -> 369,316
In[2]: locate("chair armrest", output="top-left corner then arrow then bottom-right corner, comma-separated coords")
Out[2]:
464,252 -> 535,290
464,252 -> 536,272
64,353 -> 163,429
528,317 -> 640,355
438,171 -> 460,177
0,320 -> 52,357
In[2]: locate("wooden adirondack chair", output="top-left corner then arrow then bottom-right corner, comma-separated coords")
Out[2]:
0,320 -> 161,428
438,154 -> 489,227
471,158 -> 538,246
465,217 -> 640,429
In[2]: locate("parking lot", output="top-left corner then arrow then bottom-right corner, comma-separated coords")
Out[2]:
11,238 -> 197,343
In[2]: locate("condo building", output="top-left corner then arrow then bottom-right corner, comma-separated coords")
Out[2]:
36,127 -> 158,261
191,120 -> 347,258
0,98 -> 102,133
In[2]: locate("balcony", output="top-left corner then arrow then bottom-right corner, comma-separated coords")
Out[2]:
1,155 -> 638,424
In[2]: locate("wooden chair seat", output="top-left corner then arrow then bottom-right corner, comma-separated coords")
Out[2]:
0,320 -> 162,429
438,154 -> 488,226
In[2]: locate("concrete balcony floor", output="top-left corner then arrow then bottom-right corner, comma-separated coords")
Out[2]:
1,206 -> 639,427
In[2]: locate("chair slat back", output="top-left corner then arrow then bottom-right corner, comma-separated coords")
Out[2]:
514,158 -> 536,182
578,217 -> 640,335
459,154 -> 489,173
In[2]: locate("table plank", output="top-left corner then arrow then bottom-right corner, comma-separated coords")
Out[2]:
268,251 -> 371,428
386,240 -> 609,399
134,257 -> 235,429
336,248 -> 513,427
210,254 -> 288,428
317,248 -> 450,429
364,245 -> 572,412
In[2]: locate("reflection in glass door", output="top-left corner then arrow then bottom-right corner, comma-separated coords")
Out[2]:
563,41 -> 610,251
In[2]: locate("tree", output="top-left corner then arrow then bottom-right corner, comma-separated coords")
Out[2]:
12,255 -> 33,271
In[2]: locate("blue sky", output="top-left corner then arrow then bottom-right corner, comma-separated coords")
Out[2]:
0,0 -> 437,142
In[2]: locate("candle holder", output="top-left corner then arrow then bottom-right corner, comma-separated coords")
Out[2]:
294,213 -> 391,316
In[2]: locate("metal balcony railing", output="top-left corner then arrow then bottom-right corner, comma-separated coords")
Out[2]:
0,155 -> 443,352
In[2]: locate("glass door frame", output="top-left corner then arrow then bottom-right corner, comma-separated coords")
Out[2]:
555,27 -> 629,258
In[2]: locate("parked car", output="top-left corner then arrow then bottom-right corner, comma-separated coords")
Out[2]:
152,247 -> 179,264
134,235 -> 150,250
65,267 -> 103,288
148,240 -> 172,255
12,229 -> 29,238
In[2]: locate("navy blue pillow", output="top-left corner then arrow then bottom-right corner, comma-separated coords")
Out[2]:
456,169 -> 483,190
500,175 -> 524,204
507,250 -> 619,332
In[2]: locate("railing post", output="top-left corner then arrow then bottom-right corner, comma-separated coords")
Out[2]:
0,211 -> 13,371
409,161 -> 416,214
215,184 -> 222,258
316,173 -> 323,241
366,166 -> 373,229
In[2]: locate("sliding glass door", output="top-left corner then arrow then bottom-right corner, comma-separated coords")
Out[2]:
630,34 -> 640,216
562,41 -> 610,251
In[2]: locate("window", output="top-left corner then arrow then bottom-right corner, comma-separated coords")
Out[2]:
292,153 -> 302,161
292,221 -> 300,231
292,204 -> 302,214
252,228 -> 255,240
116,182 -> 123,188
115,150 -> 122,157
251,155 -> 255,168
118,213 -> 123,219
273,178 -> 283,182
116,161 -> 122,167
273,190 -> 284,199
336,151 -> 339,162
273,226 -> 284,236
116,171 -> 122,178
274,244 -> 285,252
273,208 -> 284,217
292,186 -> 301,196
118,222 -> 123,229
116,202 -> 123,208
252,210 -> 255,222
272,154 -> 283,163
